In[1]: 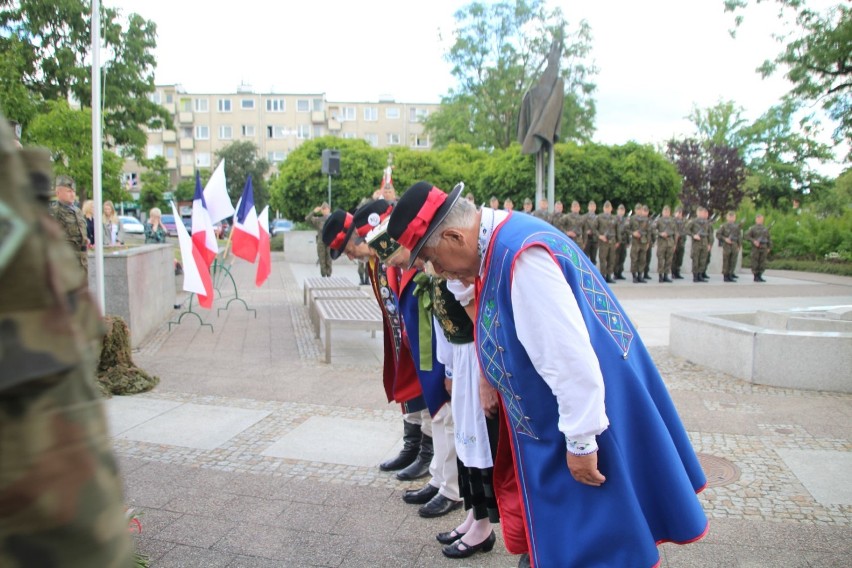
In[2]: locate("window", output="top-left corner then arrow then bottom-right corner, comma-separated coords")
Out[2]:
412,134 -> 429,148
148,92 -> 162,104
241,99 -> 255,110
267,125 -> 288,139
267,150 -> 286,163
194,98 -> 209,112
195,152 -> 211,167
387,133 -> 400,145
219,125 -> 233,139
312,98 -> 324,111
364,107 -> 378,121
385,107 -> 400,119
297,124 -> 311,139
180,126 -> 193,139
241,124 -> 256,137
165,93 -> 173,104
364,133 -> 378,147
179,98 -> 192,112
218,98 -> 232,112
181,151 -> 192,164
266,98 -> 285,112
410,107 -> 428,122
146,144 -> 163,159
195,125 -> 209,139
342,132 -> 356,140
341,106 -> 356,120
165,147 -> 176,158
296,99 -> 310,112
313,126 -> 323,138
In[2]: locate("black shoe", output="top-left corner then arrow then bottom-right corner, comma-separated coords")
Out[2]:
396,433 -> 433,481
518,553 -> 531,568
731,273 -> 739,280
380,421 -> 421,471
701,275 -> 710,282
442,531 -> 496,559
605,275 -> 615,284
702,271 -> 709,279
693,273 -> 701,282
673,271 -> 684,279
403,483 -> 438,505
658,274 -> 664,283
723,274 -> 731,282
663,275 -> 673,283
755,274 -> 766,282
615,272 -> 626,280
632,274 -> 641,283
436,529 -> 466,545
419,494 -> 463,518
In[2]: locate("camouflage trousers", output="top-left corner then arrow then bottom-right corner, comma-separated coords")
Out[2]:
721,244 -> 739,275
672,241 -> 685,273
0,363 -> 133,568
316,242 -> 332,277
583,238 -> 598,266
691,240 -> 710,274
597,241 -> 616,276
615,243 -> 628,275
629,242 -> 647,274
656,238 -> 674,275
750,247 -> 768,274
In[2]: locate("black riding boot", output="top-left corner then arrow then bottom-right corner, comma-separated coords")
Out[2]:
380,420 -> 421,471
396,433 -> 433,481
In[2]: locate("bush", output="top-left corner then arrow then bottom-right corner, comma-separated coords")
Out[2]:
270,233 -> 284,251
738,207 -> 852,261
764,258 -> 852,277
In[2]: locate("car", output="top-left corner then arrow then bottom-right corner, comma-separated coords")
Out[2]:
271,219 -> 293,236
119,215 -> 144,234
161,214 -> 179,237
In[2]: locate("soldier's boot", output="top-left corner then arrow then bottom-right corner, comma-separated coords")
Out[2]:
723,274 -> 731,282
380,420 -> 421,471
701,271 -> 709,280
632,273 -> 641,283
673,270 -> 684,279
663,274 -> 673,283
615,272 -> 626,280
659,274 -> 664,283
396,433 -> 433,481
605,274 -> 615,284
731,272 -> 739,280
643,270 -> 651,280
756,273 -> 766,283
693,273 -> 702,283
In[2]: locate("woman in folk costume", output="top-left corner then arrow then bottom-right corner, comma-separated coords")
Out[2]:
322,201 -> 459,517
367,223 -> 502,557
387,182 -> 709,568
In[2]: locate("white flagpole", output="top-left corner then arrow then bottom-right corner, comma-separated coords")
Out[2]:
91,0 -> 105,313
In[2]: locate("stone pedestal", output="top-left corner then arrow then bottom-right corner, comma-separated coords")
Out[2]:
88,245 -> 175,348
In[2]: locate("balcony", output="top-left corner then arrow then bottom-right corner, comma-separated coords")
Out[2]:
327,118 -> 341,131
178,111 -> 193,124
179,138 -> 194,150
166,158 -> 177,170
179,164 -> 194,177
311,111 -> 326,123
162,130 -> 176,142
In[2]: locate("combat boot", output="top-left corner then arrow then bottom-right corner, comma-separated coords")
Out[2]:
605,274 -> 615,284
380,420 -> 421,471
723,274 -> 731,282
662,273 -> 673,283
673,270 -> 684,279
643,270 -> 651,280
731,273 -> 739,280
658,274 -> 664,283
615,272 -> 626,280
701,271 -> 709,280
755,273 -> 766,282
396,433 -> 433,481
693,273 -> 701,282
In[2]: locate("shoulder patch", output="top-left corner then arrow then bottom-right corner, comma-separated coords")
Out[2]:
0,199 -> 29,278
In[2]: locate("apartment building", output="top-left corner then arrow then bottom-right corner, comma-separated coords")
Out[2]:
124,84 -> 440,189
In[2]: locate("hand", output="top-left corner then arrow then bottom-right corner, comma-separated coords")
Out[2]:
567,231 -> 576,238
566,452 -> 606,486
444,378 -> 452,396
479,374 -> 499,419
598,235 -> 607,242
693,234 -> 700,241
661,232 -> 668,238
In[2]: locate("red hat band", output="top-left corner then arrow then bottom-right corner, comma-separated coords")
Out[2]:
356,204 -> 393,238
397,188 -> 446,250
329,212 -> 354,249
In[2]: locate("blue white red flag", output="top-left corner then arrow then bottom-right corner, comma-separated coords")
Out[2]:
170,200 -> 213,308
256,205 -> 271,287
192,171 -> 218,268
231,175 -> 259,262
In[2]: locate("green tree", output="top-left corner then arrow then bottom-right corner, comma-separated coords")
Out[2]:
724,0 -> 851,154
138,156 -> 169,212
24,100 -> 123,203
686,100 -> 749,149
0,0 -> 171,157
0,35 -> 40,127
425,0 -> 596,150
173,169 -> 211,202
214,141 -> 270,211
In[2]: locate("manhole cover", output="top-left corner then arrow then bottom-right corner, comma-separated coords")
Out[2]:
697,453 -> 741,487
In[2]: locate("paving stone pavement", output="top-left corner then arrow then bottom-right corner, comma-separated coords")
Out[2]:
113,232 -> 852,567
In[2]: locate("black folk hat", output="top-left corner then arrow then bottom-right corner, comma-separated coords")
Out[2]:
387,181 -> 464,268
322,199 -> 394,260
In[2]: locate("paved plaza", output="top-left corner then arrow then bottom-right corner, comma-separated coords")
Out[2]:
112,231 -> 852,567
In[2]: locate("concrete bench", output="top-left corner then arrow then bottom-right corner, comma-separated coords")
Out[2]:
309,288 -> 372,336
315,298 -> 383,364
303,276 -> 360,305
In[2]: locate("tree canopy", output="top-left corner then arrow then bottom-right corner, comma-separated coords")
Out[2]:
424,0 -> 597,150
214,141 -> 271,211
0,0 -> 171,158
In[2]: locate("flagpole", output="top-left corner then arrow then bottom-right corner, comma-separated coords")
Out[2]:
91,0 -> 105,313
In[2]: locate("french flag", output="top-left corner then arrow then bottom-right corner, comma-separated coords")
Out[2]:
256,205 -> 271,287
192,171 -> 218,269
170,201 -> 214,308
231,175 -> 260,262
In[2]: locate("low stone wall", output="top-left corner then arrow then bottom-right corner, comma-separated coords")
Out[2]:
670,308 -> 852,393
88,245 -> 175,348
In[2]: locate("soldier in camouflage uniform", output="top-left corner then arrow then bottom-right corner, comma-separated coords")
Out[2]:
558,200 -> 585,248
306,203 -> 332,277
627,203 -> 650,283
582,200 -> 598,264
715,211 -> 742,282
549,200 -> 564,228
531,198 -> 550,222
671,207 -> 686,279
0,117 -> 134,568
594,201 -> 618,283
614,203 -> 628,279
653,205 -> 676,283
48,175 -> 89,276
744,214 -> 772,282
642,204 -> 654,281
685,206 -> 712,282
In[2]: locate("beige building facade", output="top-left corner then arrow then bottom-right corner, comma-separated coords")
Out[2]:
123,84 -> 439,191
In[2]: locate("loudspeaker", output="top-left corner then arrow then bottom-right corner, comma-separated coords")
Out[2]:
321,149 -> 340,176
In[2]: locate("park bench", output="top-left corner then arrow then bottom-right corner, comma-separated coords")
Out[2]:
308,288 -> 372,336
315,298 -> 383,364
302,276 -> 360,305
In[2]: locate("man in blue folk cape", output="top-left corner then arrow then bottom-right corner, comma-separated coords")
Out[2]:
387,181 -> 709,568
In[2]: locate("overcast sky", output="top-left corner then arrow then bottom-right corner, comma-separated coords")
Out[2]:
108,0 -> 846,172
